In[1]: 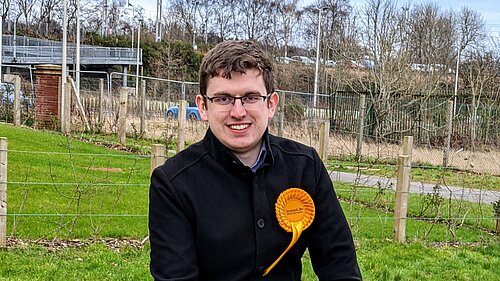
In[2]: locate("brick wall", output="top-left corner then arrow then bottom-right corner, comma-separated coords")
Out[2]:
34,65 -> 61,130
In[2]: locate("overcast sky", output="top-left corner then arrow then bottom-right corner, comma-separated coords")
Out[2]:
135,0 -> 500,36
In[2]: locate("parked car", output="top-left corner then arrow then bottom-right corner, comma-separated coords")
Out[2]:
166,105 -> 201,120
291,55 -> 315,65
0,82 -> 32,108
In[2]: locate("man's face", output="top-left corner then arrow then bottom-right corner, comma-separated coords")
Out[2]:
196,68 -> 279,156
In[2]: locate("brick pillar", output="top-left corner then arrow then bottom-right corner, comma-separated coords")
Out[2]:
34,64 -> 62,130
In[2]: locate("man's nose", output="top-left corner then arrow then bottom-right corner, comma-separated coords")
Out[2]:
229,98 -> 246,117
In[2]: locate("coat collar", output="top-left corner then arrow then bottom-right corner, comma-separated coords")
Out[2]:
202,128 -> 274,173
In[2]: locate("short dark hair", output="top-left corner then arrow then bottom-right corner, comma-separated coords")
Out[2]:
199,40 -> 275,97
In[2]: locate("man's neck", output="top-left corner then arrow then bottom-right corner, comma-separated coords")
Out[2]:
233,140 -> 263,167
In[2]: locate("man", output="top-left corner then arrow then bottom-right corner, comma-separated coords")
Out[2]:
149,40 -> 362,280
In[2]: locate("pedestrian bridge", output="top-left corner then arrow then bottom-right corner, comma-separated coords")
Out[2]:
1,35 -> 141,66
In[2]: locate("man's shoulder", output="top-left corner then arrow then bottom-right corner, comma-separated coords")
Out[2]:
268,134 -> 316,159
158,141 -> 207,178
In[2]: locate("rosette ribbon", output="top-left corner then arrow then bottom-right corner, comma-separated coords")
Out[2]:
263,188 -> 315,276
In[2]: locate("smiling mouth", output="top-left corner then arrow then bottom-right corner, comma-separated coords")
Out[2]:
228,124 -> 250,130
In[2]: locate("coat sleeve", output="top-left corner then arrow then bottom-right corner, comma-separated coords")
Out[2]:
149,166 -> 198,281
307,151 -> 362,281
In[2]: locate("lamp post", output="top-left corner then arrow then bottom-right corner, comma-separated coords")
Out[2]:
76,0 -> 81,96
155,0 -> 162,42
0,9 -> 3,83
313,6 -> 327,108
61,0 -> 68,133
135,19 -> 142,98
192,1 -> 200,50
453,46 -> 460,115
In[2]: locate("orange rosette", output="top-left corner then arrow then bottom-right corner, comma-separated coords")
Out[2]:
263,188 -> 315,276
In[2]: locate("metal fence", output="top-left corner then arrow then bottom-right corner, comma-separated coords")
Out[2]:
2,71 -> 500,175
329,91 -> 500,147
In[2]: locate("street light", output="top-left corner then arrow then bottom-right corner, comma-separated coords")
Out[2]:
135,19 -> 143,98
155,0 -> 162,42
61,0 -> 69,133
192,1 -> 200,50
0,8 -> 3,83
313,6 -> 327,108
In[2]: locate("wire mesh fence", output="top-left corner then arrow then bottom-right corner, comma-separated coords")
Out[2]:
1,71 -> 500,244
0,140 -> 498,243
2,71 -> 500,176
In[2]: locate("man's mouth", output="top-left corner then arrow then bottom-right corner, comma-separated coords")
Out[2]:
228,124 -> 250,130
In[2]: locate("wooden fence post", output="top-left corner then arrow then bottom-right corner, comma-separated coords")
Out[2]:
4,74 -> 21,126
494,201 -> 500,235
356,94 -> 366,161
63,81 -> 72,134
118,88 -> 130,145
393,136 -> 413,243
140,80 -> 146,135
0,138 -> 7,248
319,120 -> 330,161
151,144 -> 166,175
98,78 -> 104,125
177,100 -> 187,152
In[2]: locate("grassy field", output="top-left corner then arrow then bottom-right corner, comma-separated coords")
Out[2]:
0,123 -> 499,280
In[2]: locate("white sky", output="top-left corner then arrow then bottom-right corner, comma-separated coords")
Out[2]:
134,0 -> 500,36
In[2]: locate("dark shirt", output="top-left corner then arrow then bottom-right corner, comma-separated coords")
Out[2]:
149,129 -> 362,281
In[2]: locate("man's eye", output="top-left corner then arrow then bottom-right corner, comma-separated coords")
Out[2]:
244,96 -> 259,102
215,96 -> 230,103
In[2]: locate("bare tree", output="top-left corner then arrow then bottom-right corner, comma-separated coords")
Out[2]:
15,0 -> 38,34
37,0 -> 61,37
238,0 -> 271,40
1,0 -> 11,32
269,0 -> 301,57
211,0 -> 234,41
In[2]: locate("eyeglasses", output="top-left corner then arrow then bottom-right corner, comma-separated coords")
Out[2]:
205,94 -> 269,110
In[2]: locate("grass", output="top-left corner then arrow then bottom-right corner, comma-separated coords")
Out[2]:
1,123 -> 150,238
1,123 -> 499,280
327,158 -> 500,192
0,243 -> 151,280
335,181 -> 498,234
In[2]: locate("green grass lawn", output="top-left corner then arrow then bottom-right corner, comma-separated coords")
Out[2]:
1,123 -> 499,280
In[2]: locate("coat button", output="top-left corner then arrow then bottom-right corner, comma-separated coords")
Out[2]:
257,218 -> 265,229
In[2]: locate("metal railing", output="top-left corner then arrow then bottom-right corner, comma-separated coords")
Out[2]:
1,35 -> 141,65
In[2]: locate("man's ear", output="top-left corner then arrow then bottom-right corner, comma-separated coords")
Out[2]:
195,95 -> 209,121
267,92 -> 280,119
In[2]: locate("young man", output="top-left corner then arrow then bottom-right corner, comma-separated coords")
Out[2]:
149,40 -> 362,280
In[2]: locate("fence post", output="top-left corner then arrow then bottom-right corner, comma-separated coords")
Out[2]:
177,100 -> 188,152
319,120 -> 330,161
63,81 -> 72,134
356,94 -> 366,161
140,79 -> 146,135
151,144 -> 166,175
98,78 -> 104,125
443,100 -> 453,167
393,136 -> 413,243
278,92 -> 286,137
118,88 -> 130,145
4,74 -> 21,126
0,138 -> 7,248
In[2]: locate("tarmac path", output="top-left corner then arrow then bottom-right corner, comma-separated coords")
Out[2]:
329,171 -> 500,205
